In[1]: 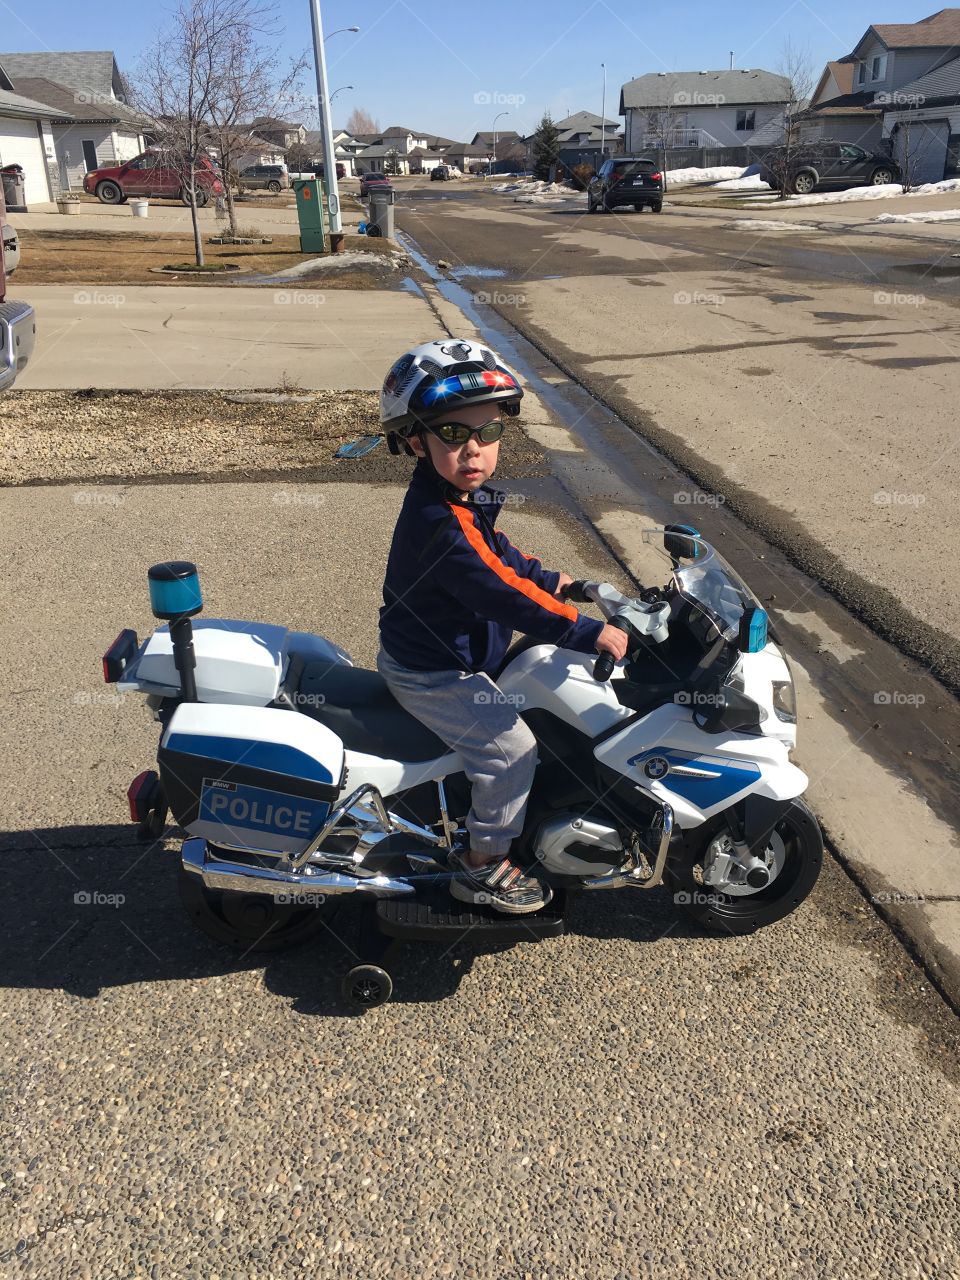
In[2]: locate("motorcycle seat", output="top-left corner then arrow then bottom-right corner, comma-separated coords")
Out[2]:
291,660 -> 451,763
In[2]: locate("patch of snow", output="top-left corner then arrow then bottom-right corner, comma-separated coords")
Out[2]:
873,208 -> 960,224
712,173 -> 773,191
732,219 -> 821,232
754,177 -> 960,208
664,165 -> 747,185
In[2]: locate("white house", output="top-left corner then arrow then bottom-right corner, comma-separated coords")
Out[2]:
0,51 -> 144,194
0,65 -> 68,204
881,54 -> 960,183
619,69 -> 792,150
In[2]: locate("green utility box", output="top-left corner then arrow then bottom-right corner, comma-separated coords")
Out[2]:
293,178 -> 326,253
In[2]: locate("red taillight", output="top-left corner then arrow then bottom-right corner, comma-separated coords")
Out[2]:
650,172 -> 662,181
127,770 -> 159,823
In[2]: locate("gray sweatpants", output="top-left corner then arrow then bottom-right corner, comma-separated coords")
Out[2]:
376,645 -> 538,859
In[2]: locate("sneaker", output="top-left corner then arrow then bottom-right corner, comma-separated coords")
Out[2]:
448,849 -> 553,916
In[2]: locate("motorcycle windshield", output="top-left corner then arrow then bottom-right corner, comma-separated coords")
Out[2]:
642,530 -> 763,642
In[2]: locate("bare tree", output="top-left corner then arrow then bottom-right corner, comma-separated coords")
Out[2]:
642,108 -> 685,189
203,3 -> 308,240
133,0 -> 307,260
134,0 -> 222,265
346,107 -> 380,136
771,39 -> 817,199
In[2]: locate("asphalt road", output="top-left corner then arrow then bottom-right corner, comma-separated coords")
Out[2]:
2,477 -> 959,1278
395,187 -> 960,690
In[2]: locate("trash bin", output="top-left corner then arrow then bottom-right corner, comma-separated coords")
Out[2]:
366,186 -> 395,239
1,165 -> 26,211
292,178 -> 326,253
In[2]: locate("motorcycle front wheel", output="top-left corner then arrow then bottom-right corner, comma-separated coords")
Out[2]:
665,798 -> 823,935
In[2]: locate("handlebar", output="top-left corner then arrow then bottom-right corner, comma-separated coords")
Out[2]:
560,582 -> 628,681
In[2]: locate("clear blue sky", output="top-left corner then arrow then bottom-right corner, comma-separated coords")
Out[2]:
0,0 -> 946,137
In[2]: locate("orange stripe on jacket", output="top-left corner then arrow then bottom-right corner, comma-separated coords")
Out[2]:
449,505 -> 579,622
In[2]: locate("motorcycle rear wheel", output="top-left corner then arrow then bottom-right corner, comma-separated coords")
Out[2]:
178,863 -> 331,952
665,798 -> 823,935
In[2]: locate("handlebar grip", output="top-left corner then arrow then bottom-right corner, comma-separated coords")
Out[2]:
560,579 -> 591,604
594,651 -> 616,682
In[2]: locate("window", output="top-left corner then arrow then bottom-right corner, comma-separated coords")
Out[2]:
871,54 -> 886,80
840,144 -> 867,160
858,62 -> 865,84
735,109 -> 756,131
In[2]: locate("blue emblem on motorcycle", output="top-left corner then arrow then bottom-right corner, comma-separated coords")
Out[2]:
644,756 -> 670,780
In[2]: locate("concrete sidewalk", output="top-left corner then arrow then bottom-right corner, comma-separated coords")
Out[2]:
15,284 -> 434,390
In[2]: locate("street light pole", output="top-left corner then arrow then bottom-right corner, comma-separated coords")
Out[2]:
600,63 -> 606,163
493,110 -> 508,176
329,85 -> 354,105
307,0 -> 344,249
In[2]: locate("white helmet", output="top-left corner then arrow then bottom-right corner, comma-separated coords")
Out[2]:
380,338 -> 523,443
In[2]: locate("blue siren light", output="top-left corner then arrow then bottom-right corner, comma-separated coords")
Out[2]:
148,561 -> 203,621
739,606 -> 769,653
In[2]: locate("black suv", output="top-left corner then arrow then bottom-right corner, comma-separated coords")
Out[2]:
758,141 -> 899,195
588,156 -> 663,213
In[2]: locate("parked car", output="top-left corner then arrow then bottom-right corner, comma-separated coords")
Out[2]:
310,162 -> 346,181
758,141 -> 899,195
587,156 -> 663,213
359,172 -> 391,197
83,149 -> 225,206
238,164 -> 290,193
431,165 -> 450,181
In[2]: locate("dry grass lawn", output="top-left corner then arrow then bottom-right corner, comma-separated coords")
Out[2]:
13,228 -> 397,289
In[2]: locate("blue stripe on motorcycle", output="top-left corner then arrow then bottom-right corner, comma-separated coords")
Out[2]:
165,732 -> 334,784
628,748 -> 760,808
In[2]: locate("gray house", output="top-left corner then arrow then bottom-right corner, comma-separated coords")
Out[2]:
801,8 -> 960,180
620,69 -> 792,150
0,51 -> 144,194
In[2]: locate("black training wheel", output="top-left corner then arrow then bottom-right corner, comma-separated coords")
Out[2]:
342,963 -> 393,1008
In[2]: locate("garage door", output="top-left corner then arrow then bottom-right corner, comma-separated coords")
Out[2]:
0,116 -> 50,205
893,119 -> 949,186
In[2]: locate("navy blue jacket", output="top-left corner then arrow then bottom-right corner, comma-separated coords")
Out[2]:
380,459 -> 604,674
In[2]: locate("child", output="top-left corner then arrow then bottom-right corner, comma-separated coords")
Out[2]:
376,338 -> 628,915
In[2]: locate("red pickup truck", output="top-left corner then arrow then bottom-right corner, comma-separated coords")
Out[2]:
84,149 -> 225,207
0,182 -> 34,390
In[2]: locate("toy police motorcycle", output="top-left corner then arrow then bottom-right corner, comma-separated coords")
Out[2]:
104,525 -> 822,1008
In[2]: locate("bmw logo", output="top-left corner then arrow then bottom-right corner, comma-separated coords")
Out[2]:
644,757 -> 670,780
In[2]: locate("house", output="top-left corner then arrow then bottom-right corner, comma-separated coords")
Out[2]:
524,110 -> 622,172
0,50 -> 141,202
619,69 -> 792,150
800,8 -> 960,180
245,116 -> 307,149
471,128 -> 524,172
353,126 -> 453,174
5,73 -> 145,191
441,142 -> 490,172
